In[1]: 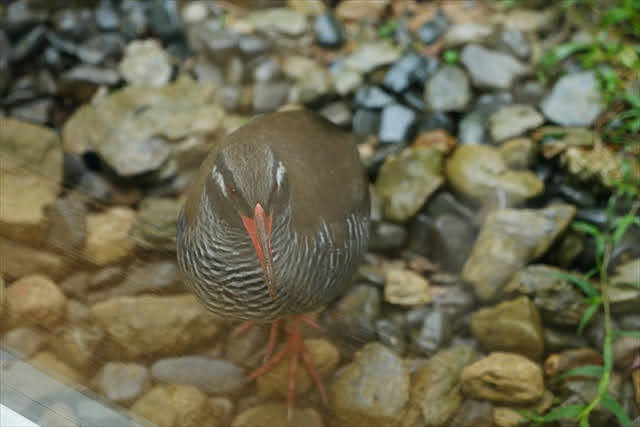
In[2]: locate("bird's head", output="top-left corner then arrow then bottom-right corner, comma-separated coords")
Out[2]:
205,142 -> 290,298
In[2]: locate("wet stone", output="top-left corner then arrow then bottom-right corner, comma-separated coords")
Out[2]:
93,362 -> 150,405
411,308 -> 451,356
352,109 -> 380,136
369,221 -> 407,252
375,146 -> 443,222
462,204 -> 576,301
461,352 -> 545,404
354,86 -> 394,109
314,12 -> 343,48
504,265 -> 589,327
489,104 -> 544,141
231,403 -> 323,427
152,356 -> 246,395
417,10 -> 449,44
119,39 -> 172,87
461,44 -> 527,89
425,65 -> 471,112
5,275 -> 67,329
383,52 -> 422,93
329,284 -> 380,344
404,346 -> 479,427
540,71 -> 603,127
384,268 -> 431,306
376,318 -> 406,354
11,26 -> 47,62
379,104 -> 417,143
471,296 -> 544,360
130,384 -> 210,427
330,343 -> 409,427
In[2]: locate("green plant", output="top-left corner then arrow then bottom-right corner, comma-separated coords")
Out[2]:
442,49 -> 459,64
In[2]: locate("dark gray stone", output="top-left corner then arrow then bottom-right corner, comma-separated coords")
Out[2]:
314,12 -> 343,48
329,285 -> 381,345
417,10 -> 449,44
149,0 -> 182,38
352,109 -> 380,136
383,52 -> 422,93
369,221 -> 407,252
11,26 -> 47,62
354,86 -> 394,109
376,318 -> 406,354
418,111 -> 454,133
412,309 -> 451,356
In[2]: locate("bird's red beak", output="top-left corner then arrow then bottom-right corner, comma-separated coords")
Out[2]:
241,203 -> 276,299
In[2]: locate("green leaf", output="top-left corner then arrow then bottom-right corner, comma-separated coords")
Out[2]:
532,404 -> 586,422
553,272 -> 599,298
613,213 -> 636,245
378,19 -> 398,38
614,329 -> 640,339
572,221 -> 601,237
558,364 -> 603,379
601,394 -> 632,427
578,302 -> 600,334
443,49 -> 459,64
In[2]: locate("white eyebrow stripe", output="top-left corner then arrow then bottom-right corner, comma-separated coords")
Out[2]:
212,165 -> 227,197
276,161 -> 286,187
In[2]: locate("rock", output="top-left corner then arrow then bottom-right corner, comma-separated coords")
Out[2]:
10,98 -> 53,124
354,86 -> 394,109
384,52 -> 422,93
503,8 -> 556,32
244,8 -> 308,36
330,343 -> 409,427
499,137 -> 537,169
5,275 -> 67,329
62,76 -> 222,179
130,384 -> 211,427
448,399 -> 494,427
84,207 -> 136,266
445,145 -> 543,204
333,68 -> 363,95
90,294 -> 222,359
504,265 -> 589,326
369,221 -> 408,252
457,112 -> 486,144
412,129 -> 457,154
561,146 -> 635,189
471,296 -> 544,360
60,65 -> 121,90
442,23 -> 493,47
0,237 -> 68,281
411,308 -> 451,356
66,299 -> 90,323
461,352 -> 544,404
319,101 -> 352,127
379,104 -> 417,143
45,195 -> 87,255
403,346 -> 479,427
336,0 -> 388,21
344,42 -> 402,73
384,268 -> 431,306
532,126 -> 595,158
502,28 -> 530,59
417,10 -> 449,44
93,362 -> 150,405
29,351 -> 84,386
257,339 -> 339,398
462,204 -> 576,301
540,71 -> 602,127
52,324 -> 104,370
232,403 -> 324,427
0,118 -> 63,245
225,324 -> 268,368
2,327 -> 48,357
282,56 -> 331,104
132,197 -> 180,251
0,30 -> 10,93
489,105 -> 544,141
118,39 -> 172,87
314,12 -> 343,48
253,81 -> 290,113
329,285 -> 380,344
152,356 -> 245,395
0,275 -> 4,320
375,147 -> 443,222
425,66 -> 471,112
376,318 -> 406,354
461,44 -> 527,89
352,109 -> 380,136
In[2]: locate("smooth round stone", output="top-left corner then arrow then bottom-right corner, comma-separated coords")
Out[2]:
314,12 -> 343,47
352,109 -> 380,136
95,0 -> 120,30
368,221 -> 407,252
540,71 -> 603,127
238,35 -> 271,56
354,85 -> 394,109
5,275 -> 67,329
232,403 -> 323,427
148,0 -> 182,38
425,66 -> 471,112
411,308 -> 451,356
417,10 -> 449,44
376,318 -> 406,354
253,81 -> 290,113
502,28 -> 530,58
329,285 -> 380,344
151,356 -> 245,394
93,362 -> 150,404
461,44 -> 527,89
118,39 -> 171,87
489,104 -> 544,141
378,104 -> 416,143
384,268 -> 431,306
383,52 -> 422,93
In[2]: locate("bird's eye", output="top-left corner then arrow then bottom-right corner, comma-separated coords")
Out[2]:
227,184 -> 240,201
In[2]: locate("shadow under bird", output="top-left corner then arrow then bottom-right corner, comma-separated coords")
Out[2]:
176,109 -> 370,411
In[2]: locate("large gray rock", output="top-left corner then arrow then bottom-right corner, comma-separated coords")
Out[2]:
375,147 -> 443,222
461,44 -> 527,89
445,145 -> 543,205
330,343 -> 409,427
540,71 -> 603,127
151,356 -> 245,394
90,294 -> 222,359
0,118 -> 63,245
425,66 -> 471,112
62,76 -> 222,179
462,204 -> 576,301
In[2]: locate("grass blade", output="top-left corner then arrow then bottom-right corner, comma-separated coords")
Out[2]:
529,404 -> 585,422
578,302 -> 600,334
553,272 -> 599,298
558,364 -> 604,379
601,394 -> 632,427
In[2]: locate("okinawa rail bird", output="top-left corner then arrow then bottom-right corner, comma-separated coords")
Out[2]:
176,109 -> 370,410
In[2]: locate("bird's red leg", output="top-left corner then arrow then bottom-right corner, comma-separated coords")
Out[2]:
264,320 -> 280,361
231,321 -> 254,337
249,315 -> 328,414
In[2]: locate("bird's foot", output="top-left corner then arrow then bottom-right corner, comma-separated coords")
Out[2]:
249,315 -> 327,418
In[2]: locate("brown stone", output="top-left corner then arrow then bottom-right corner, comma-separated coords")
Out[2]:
29,351 -> 84,386
130,384 -> 211,427
232,403 -> 324,427
0,237 -> 69,281
4,274 -> 67,329
84,207 -> 136,265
